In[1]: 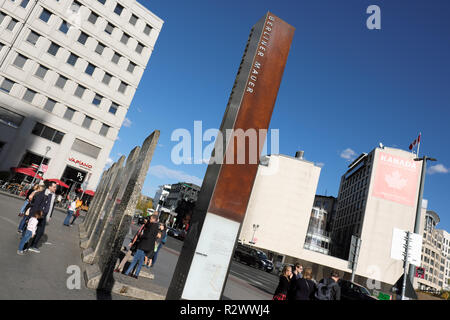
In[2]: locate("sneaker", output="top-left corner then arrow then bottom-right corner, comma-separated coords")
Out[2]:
17,230 -> 22,234
28,247 -> 40,253
17,250 -> 24,255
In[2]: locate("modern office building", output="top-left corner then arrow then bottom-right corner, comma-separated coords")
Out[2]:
414,210 -> 450,292
0,0 -> 162,191
153,183 -> 171,212
303,195 -> 336,255
331,146 -> 424,289
164,182 -> 201,211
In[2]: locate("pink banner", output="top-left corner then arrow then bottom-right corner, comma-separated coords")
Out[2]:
372,152 -> 420,206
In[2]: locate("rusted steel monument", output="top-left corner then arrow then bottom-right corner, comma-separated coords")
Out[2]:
166,12 -> 295,300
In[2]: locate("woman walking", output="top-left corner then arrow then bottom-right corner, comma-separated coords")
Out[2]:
63,198 -> 77,226
292,267 -> 316,300
17,211 -> 42,255
273,265 -> 292,300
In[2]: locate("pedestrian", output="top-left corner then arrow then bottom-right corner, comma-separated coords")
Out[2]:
18,184 -> 36,217
315,270 -> 341,300
273,265 -> 292,300
144,231 -> 162,268
288,263 -> 303,299
17,210 -> 42,255
17,185 -> 44,233
27,181 -> 57,253
63,198 -> 77,226
69,199 -> 83,225
150,223 -> 167,267
114,217 -> 148,273
292,267 -> 316,300
124,215 -> 159,279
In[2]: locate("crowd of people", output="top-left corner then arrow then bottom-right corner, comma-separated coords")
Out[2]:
114,214 -> 167,279
273,263 -> 341,300
16,180 -> 84,254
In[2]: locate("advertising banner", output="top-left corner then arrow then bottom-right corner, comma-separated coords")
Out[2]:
372,152 -> 420,206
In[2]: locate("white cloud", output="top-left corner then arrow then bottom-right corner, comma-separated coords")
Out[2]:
106,158 -> 114,166
315,162 -> 325,168
340,148 -> 357,160
148,165 -> 203,186
123,117 -> 132,127
137,107 -> 143,113
428,164 -> 449,175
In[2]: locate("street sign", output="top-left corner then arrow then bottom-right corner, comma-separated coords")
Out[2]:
415,267 -> 425,279
390,228 -> 422,266
377,292 -> 392,300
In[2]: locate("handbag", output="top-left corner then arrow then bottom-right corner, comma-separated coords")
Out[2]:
24,207 -> 31,216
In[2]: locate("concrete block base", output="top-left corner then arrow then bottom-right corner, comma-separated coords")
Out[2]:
80,238 -> 90,249
82,248 -> 95,264
84,264 -> 102,289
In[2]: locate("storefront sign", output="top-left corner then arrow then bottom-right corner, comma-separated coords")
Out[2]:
68,157 -> 93,170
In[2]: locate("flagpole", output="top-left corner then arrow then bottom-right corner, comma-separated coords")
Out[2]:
416,133 -> 421,158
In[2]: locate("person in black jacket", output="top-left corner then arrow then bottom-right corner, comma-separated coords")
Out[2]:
124,215 -> 159,278
273,265 -> 292,300
292,267 -> 316,300
27,181 -> 57,253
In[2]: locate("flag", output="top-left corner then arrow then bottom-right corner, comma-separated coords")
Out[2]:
409,133 -> 421,150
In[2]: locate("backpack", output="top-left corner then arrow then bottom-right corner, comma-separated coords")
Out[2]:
315,280 -> 334,300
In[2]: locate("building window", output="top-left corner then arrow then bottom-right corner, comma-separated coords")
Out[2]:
63,107 -> 75,120
78,32 -> 88,45
39,8 -> 52,23
92,94 -> 102,106
0,106 -> 23,128
88,11 -> 99,24
20,0 -> 30,8
35,65 -> 49,79
71,1 -> 82,13
74,84 -> 86,98
27,30 -> 40,45
97,0 -> 106,5
55,75 -> 68,89
31,122 -> 65,144
82,115 -> 93,129
120,33 -> 130,45
118,81 -> 127,94
67,53 -> 79,66
129,14 -> 138,26
13,54 -> 27,69
135,42 -> 144,54
111,52 -> 121,64
44,98 -> 56,112
47,42 -> 60,56
105,23 -> 114,35
22,89 -> 36,103
144,24 -> 152,35
99,124 -> 109,136
85,63 -> 95,76
71,138 -> 101,159
59,20 -> 70,34
102,72 -> 112,85
95,42 -> 105,55
127,62 -> 136,73
0,12 -> 5,24
7,18 -> 18,31
108,103 -> 118,114
114,3 -> 124,16
0,78 -> 15,93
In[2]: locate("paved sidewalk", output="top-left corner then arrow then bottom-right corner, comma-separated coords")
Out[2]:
0,192 -> 133,300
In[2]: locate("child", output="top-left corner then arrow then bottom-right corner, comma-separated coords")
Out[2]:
144,231 -> 162,269
17,210 -> 42,255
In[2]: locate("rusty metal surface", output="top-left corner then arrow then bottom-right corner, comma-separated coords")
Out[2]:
209,12 -> 295,222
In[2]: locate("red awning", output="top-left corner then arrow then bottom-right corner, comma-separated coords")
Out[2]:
77,188 -> 95,196
46,179 -> 69,188
12,167 -> 44,180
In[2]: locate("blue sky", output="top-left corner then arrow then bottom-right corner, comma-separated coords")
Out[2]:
107,0 -> 450,231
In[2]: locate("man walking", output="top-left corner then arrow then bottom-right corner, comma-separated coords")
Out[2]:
28,181 -> 57,253
315,270 -> 341,300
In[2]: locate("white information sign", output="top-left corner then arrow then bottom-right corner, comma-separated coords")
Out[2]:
390,228 -> 422,266
181,212 -> 240,300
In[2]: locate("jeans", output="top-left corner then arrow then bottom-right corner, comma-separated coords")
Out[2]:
63,210 -> 74,226
20,200 -> 29,214
18,215 -> 29,232
19,230 -> 33,251
30,218 -> 45,249
151,243 -> 163,266
125,249 -> 146,277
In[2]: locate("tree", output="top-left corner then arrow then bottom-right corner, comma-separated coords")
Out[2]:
136,197 -> 153,215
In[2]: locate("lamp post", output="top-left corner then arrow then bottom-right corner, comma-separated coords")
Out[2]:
408,156 -> 436,284
249,224 -> 259,245
31,146 -> 51,186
